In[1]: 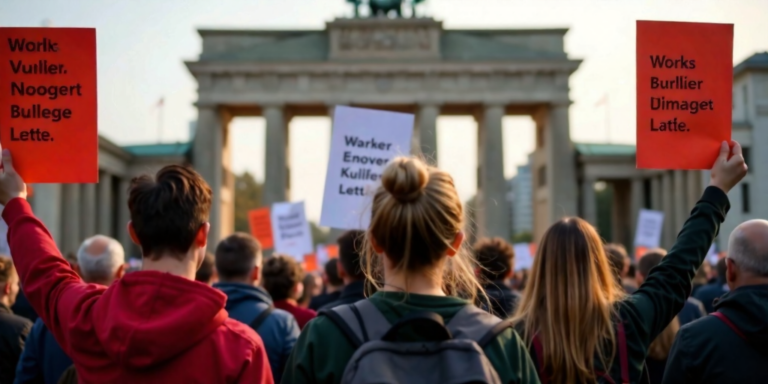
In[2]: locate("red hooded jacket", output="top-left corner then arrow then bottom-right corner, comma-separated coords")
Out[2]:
3,198 -> 274,384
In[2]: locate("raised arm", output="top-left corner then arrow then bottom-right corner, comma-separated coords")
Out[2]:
0,147 -> 107,355
622,141 -> 747,345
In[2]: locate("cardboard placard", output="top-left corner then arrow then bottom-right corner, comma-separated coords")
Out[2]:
320,106 -> 414,230
636,21 -> 733,169
634,209 -> 664,248
0,28 -> 98,182
303,254 -> 318,272
706,243 -> 718,265
248,208 -> 274,249
316,244 -> 340,266
270,201 -> 313,260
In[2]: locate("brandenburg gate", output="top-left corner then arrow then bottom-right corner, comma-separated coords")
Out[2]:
185,16 -> 581,244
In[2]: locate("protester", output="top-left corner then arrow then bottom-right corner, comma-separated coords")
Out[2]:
645,317 -> 680,384
213,233 -> 300,383
10,290 -> 36,323
0,155 -> 272,383
319,230 -> 367,310
263,255 -> 317,329
511,141 -> 746,383
663,219 -> 768,383
636,249 -> 705,326
0,256 -> 31,384
298,272 -> 322,309
605,243 -> 637,293
194,252 -> 217,285
282,157 -> 539,384
474,237 -> 521,318
693,257 -> 729,313
15,235 -> 126,384
691,262 -> 710,296
309,259 -> 342,310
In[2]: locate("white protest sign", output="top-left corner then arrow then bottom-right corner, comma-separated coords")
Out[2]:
320,106 -> 414,230
317,244 -> 330,266
706,243 -> 718,265
634,209 -> 664,248
270,201 -> 313,261
513,243 -> 534,271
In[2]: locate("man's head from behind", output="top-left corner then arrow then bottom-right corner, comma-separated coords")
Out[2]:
76,235 -> 126,285
636,249 -> 666,286
324,259 -> 343,289
727,220 -> 768,290
215,233 -> 262,284
473,237 -> 515,283
195,252 -> 217,285
128,165 -> 212,279
337,230 -> 366,283
0,256 -> 20,307
262,255 -> 305,301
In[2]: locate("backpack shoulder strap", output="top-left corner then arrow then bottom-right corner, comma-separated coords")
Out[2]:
319,300 -> 391,348
712,311 -> 746,340
446,305 -> 512,348
249,306 -> 274,331
531,334 -> 548,384
617,320 -> 629,384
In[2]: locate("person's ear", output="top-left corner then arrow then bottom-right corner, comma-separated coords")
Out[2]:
195,223 -> 210,249
251,266 -> 260,284
295,282 -> 304,299
726,258 -> 737,284
369,234 -> 384,254
505,268 -> 514,279
2,282 -> 9,295
115,263 -> 127,280
447,231 -> 465,257
127,221 -> 140,246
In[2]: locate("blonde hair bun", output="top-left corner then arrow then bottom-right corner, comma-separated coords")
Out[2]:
381,157 -> 429,203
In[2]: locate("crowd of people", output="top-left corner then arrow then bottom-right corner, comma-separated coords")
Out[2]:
0,139 -> 764,383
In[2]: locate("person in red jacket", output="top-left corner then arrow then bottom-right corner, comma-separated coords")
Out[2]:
262,255 -> 317,329
0,147 -> 273,384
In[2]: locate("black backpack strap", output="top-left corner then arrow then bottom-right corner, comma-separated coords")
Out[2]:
319,300 -> 391,348
249,306 -> 274,331
446,305 -> 511,347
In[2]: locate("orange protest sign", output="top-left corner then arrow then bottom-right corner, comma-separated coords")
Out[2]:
248,208 -> 274,249
636,21 -> 733,169
0,28 -> 98,182
326,244 -> 339,259
635,246 -> 649,259
303,254 -> 318,272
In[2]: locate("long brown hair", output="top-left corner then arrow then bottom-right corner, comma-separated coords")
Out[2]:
512,217 -> 626,383
648,316 -> 679,360
362,156 -> 483,303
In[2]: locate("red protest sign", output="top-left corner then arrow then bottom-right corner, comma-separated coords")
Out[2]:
303,254 -> 318,272
0,28 -> 98,182
248,208 -> 274,249
636,21 -> 733,169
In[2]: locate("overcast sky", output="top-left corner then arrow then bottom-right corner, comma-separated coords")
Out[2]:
2,0 -> 766,221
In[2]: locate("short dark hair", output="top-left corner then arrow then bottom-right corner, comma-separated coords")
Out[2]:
262,255 -> 304,301
195,252 -> 216,283
215,233 -> 262,280
337,231 -> 366,281
0,256 -> 16,285
128,165 -> 212,259
604,243 -> 629,279
638,250 -> 666,278
324,259 -> 343,287
474,237 -> 515,282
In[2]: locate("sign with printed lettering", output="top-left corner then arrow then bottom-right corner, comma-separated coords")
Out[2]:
634,209 -> 665,248
248,208 -> 274,250
320,106 -> 414,230
636,21 -> 733,169
0,28 -> 98,182
271,201 -> 313,260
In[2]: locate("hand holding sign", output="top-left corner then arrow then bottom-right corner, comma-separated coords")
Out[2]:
0,146 -> 28,205
709,140 -> 748,194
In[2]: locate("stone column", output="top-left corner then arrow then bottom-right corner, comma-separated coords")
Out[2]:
117,178 -> 132,256
193,106 -> 224,249
673,170 -> 686,233
263,105 -> 288,206
546,103 -> 578,222
630,177 -> 644,245
81,183 -> 97,239
581,178 -> 597,226
417,104 -> 439,164
476,104 -> 510,238
650,176 -> 662,211
30,184 -> 62,248
98,172 -> 113,236
661,171 -> 674,249
61,184 -> 81,255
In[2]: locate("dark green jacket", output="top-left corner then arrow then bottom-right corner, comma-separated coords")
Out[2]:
523,186 -> 729,383
662,284 -> 768,383
280,292 -> 540,384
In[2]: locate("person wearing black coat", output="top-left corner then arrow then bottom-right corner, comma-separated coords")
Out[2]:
474,237 -> 520,318
0,256 -> 31,384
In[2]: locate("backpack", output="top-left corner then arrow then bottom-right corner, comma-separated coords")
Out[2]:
531,321 -> 630,384
320,299 -> 514,384
249,305 -> 274,331
711,311 -> 746,340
